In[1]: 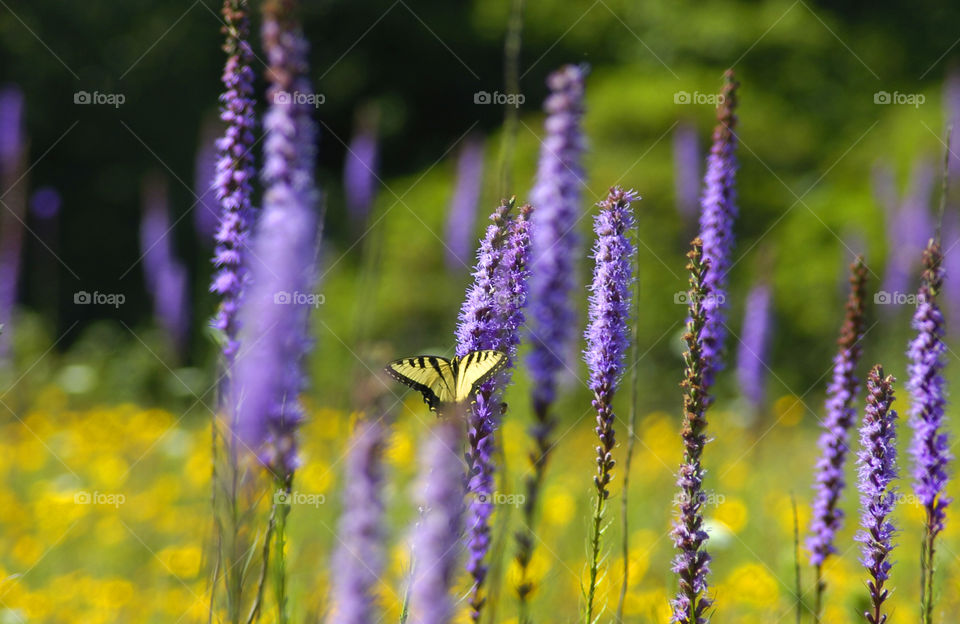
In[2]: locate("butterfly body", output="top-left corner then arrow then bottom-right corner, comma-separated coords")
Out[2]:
385,350 -> 507,412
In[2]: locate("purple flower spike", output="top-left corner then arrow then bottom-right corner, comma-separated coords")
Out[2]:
0,85 -> 25,361
856,366 -> 898,624
140,174 -> 191,354
736,283 -> 772,411
210,0 -> 257,365
0,86 -> 24,171
331,419 -> 386,624
907,240 -> 951,623
583,187 -> 636,623
673,122 -> 701,220
445,137 -> 485,271
808,258 -> 868,564
697,70 -> 739,391
881,160 -> 935,300
344,123 -> 379,224
233,0 -> 320,481
670,238 -> 714,624
408,418 -> 466,624
455,198 -> 533,621
527,63 -> 587,414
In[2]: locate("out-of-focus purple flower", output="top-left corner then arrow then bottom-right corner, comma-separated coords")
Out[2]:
736,283 -> 772,410
697,70 -> 739,391
527,63 -> 587,414
210,0 -> 257,366
445,137 -> 484,270
908,241 -> 951,536
0,86 -> 24,171
0,85 -> 25,361
233,0 -> 320,481
944,70 -> 960,180
671,238 -> 713,624
856,365 -> 898,624
344,123 -> 379,224
140,173 -> 191,354
455,198 -> 533,622
583,187 -> 636,623
942,213 -> 960,324
330,418 -> 386,624
808,257 -> 868,570
408,418 -> 465,624
30,186 -> 61,220
673,122 -> 701,220
881,159 -> 935,300
194,118 -> 222,244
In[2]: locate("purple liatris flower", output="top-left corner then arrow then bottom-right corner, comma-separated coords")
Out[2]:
139,173 -> 190,354
527,63 -> 587,415
697,70 -> 739,391
856,365 -> 898,624
445,137 -> 484,270
583,187 -> 636,623
233,0 -> 320,481
330,418 -> 386,624
0,85 -> 23,171
736,283 -> 772,411
455,198 -> 533,621
343,122 -> 379,224
907,240 -> 951,623
808,257 -> 867,572
670,238 -> 713,624
408,418 -> 466,624
673,122 -> 701,220
210,0 -> 257,365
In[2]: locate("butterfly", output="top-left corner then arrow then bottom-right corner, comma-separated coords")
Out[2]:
384,350 -> 508,412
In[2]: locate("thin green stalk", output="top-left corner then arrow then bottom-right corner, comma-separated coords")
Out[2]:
246,502 -> 277,624
813,564 -> 824,624
921,521 -> 936,624
496,0 -> 525,197
584,489 -> 607,624
273,482 -> 292,624
792,495 -> 801,624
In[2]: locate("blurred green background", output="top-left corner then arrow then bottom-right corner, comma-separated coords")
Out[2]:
2,1 -> 960,622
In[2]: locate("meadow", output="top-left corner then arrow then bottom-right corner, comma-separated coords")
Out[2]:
0,1 -> 959,623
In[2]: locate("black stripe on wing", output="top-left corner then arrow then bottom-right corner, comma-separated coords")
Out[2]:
384,357 -> 443,412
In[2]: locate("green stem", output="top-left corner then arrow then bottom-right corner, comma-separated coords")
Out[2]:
273,483 -> 291,624
584,490 -> 606,624
921,519 -> 937,624
813,564 -> 824,624
496,0 -> 524,197
792,495 -> 801,624
246,501 -> 277,624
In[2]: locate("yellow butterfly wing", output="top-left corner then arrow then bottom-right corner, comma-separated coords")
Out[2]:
452,350 -> 508,401
385,355 -> 456,412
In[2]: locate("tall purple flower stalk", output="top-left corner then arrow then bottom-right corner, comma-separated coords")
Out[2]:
445,137 -> 485,271
583,187 -> 636,624
211,0 -> 257,366
697,70 -> 739,391
856,365 -> 898,624
344,121 -> 379,224
670,238 -> 713,624
408,418 -> 466,624
139,174 -> 190,355
455,198 -> 533,622
807,257 -> 867,619
673,122 -> 701,220
234,0 -> 320,482
736,283 -> 772,411
330,418 -> 386,624
0,85 -> 25,361
527,63 -> 587,413
907,240 -> 951,624
517,66 -> 586,614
